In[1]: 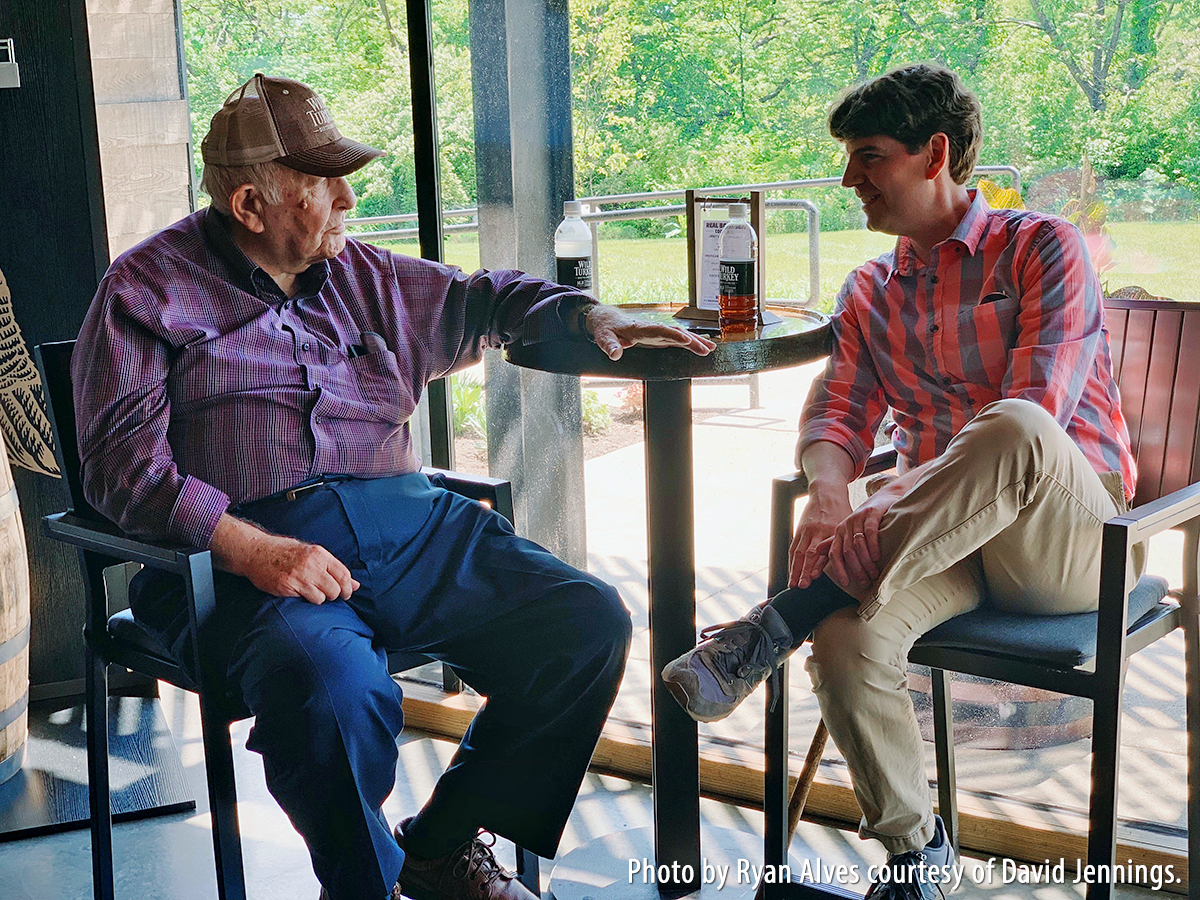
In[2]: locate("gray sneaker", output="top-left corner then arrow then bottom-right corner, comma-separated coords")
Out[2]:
864,816 -> 954,900
661,605 -> 794,722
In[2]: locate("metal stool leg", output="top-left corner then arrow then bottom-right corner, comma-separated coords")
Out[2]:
516,846 -> 541,896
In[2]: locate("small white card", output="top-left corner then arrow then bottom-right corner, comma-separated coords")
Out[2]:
698,214 -> 728,310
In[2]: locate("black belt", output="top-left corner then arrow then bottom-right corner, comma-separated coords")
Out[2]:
249,475 -> 357,506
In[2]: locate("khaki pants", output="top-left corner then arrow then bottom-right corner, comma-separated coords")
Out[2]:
805,398 -> 1145,854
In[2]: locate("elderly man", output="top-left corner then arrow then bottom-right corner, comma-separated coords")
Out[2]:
664,64 -> 1143,900
74,74 -> 712,900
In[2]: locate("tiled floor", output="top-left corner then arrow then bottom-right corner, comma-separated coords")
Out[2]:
0,695 -> 1166,899
1,363 -> 1188,898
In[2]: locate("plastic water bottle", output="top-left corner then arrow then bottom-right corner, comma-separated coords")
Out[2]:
555,200 -> 593,293
718,202 -> 758,332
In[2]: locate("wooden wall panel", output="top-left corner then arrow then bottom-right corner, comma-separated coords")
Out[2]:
87,13 -> 178,62
95,98 -> 189,149
100,143 -> 191,240
86,0 -> 192,259
87,0 -> 174,13
0,0 -> 191,690
0,0 -> 109,690
89,58 -> 181,105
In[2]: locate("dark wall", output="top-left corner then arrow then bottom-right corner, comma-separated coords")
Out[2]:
0,0 -> 109,690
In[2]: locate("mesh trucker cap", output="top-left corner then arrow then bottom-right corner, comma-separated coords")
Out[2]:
201,73 -> 384,178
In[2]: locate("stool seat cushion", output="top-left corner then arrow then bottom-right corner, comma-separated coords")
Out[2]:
107,608 -> 177,663
913,575 -> 1171,667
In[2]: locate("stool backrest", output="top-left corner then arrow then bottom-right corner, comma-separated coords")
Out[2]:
33,340 -> 99,519
1105,296 -> 1200,508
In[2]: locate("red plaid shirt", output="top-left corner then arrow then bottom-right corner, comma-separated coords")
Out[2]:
74,208 -> 590,548
799,191 -> 1136,499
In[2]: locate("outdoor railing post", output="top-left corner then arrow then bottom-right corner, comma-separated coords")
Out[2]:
589,215 -> 600,299
802,200 -> 820,306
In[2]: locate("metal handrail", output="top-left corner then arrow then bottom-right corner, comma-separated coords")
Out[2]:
345,165 -> 1020,232
344,165 -> 1021,305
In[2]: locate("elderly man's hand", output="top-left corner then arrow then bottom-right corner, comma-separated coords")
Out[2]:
584,304 -> 715,360
211,513 -> 360,604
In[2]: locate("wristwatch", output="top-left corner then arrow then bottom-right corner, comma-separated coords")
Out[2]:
565,299 -> 599,339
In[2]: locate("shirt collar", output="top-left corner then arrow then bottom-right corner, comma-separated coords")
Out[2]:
888,188 -> 990,279
201,207 -> 331,303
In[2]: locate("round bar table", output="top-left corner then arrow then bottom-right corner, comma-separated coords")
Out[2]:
506,305 -> 831,897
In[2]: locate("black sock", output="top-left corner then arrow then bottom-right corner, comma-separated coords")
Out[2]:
766,574 -> 858,646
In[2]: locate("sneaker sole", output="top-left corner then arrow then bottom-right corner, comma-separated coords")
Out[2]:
662,668 -> 732,723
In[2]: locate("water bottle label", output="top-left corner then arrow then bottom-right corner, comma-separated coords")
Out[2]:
719,260 -> 754,297
557,257 -> 593,291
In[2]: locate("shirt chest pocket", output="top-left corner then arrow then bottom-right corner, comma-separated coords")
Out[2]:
951,292 -> 1020,385
347,349 -> 411,421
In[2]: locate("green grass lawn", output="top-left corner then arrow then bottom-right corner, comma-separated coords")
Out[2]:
364,219 -> 1200,311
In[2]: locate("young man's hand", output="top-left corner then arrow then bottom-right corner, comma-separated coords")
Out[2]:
584,305 -> 715,360
810,483 -> 898,592
789,481 -> 854,588
790,441 -> 856,587
794,456 -> 936,594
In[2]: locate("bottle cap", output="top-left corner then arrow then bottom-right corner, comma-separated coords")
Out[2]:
563,200 -> 583,216
728,202 -> 749,219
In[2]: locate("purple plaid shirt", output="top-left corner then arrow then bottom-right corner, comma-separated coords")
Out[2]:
74,208 -> 592,549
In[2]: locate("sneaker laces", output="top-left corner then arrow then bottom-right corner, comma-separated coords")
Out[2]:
863,849 -> 947,900
451,831 -> 508,889
698,612 -> 787,710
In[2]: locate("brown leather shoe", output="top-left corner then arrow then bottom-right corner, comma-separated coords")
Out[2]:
393,817 -> 539,900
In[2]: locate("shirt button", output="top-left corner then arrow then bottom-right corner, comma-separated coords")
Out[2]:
314,416 -> 323,424
930,276 -> 939,284
302,342 -> 311,351
931,324 -> 940,333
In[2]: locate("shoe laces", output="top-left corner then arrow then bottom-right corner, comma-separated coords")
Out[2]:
451,830 -> 508,888
698,615 -> 785,709
863,849 -> 946,900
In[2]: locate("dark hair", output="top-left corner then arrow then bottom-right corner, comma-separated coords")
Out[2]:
828,64 -> 982,185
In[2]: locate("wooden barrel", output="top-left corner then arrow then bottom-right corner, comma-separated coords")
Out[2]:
0,431 -> 29,785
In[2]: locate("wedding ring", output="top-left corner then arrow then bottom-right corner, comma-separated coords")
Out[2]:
853,532 -> 866,541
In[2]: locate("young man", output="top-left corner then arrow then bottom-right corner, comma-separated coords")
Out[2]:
75,74 -> 713,900
663,63 -> 1143,899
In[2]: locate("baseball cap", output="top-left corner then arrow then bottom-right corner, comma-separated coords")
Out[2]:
201,73 -> 384,178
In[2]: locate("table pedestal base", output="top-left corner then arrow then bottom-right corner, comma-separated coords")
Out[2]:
550,825 -> 806,900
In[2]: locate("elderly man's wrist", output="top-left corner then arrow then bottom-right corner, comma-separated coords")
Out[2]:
565,299 -> 599,339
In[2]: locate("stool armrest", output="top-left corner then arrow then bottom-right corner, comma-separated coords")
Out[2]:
1107,481 -> 1200,544
420,466 -> 515,524
1093,484 -> 1200,672
43,510 -> 219,676
863,445 -> 899,477
44,511 -> 203,573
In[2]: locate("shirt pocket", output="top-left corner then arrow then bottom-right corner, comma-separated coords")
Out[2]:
952,292 -> 1020,385
347,349 -> 409,421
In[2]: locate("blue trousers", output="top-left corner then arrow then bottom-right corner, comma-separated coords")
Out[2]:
131,473 -> 631,900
